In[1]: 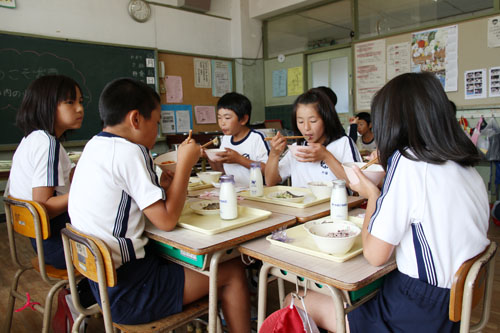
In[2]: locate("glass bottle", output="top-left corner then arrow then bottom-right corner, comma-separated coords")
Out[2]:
249,162 -> 264,197
219,175 -> 238,220
330,179 -> 348,221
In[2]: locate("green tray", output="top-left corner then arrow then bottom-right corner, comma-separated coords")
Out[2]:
151,240 -> 205,268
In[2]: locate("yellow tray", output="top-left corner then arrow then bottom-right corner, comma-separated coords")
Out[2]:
239,186 -> 329,208
188,177 -> 213,191
266,216 -> 363,263
178,204 -> 272,235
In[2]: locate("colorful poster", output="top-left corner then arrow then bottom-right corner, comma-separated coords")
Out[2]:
411,25 -> 458,91
211,60 -> 232,97
387,42 -> 411,80
489,67 -> 500,97
487,16 -> 500,48
165,75 -> 183,103
355,39 -> 386,110
287,67 -> 303,96
272,69 -> 287,97
194,105 -> 217,124
464,69 -> 486,99
0,0 -> 15,8
194,58 -> 211,88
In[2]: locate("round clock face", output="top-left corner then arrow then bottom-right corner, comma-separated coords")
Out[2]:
128,0 -> 151,23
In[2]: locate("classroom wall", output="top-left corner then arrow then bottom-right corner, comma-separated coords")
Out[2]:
249,0 -> 324,19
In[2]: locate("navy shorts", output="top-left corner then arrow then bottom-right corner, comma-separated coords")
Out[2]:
347,270 -> 459,333
89,253 -> 185,325
30,212 -> 69,269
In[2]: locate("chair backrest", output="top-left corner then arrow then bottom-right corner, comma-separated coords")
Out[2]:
449,241 -> 497,322
4,196 -> 50,240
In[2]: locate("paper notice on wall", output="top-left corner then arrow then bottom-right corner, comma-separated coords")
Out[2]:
287,67 -> 303,96
387,42 -> 410,81
355,39 -> 386,111
464,69 -> 487,99
0,0 -> 16,8
489,67 -> 500,97
165,76 -> 183,103
272,69 -> 287,97
194,105 -> 216,124
160,109 -> 176,134
161,105 -> 193,133
194,58 -> 212,88
211,60 -> 232,97
175,109 -> 192,133
488,16 -> 500,48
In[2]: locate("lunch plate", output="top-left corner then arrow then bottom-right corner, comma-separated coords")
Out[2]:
178,204 -> 272,235
188,177 -> 213,191
266,216 -> 363,263
240,186 -> 329,208
190,200 -> 220,215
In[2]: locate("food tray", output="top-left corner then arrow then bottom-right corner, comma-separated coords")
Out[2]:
266,216 -> 363,263
239,186 -> 329,208
178,204 -> 272,235
0,160 -> 12,171
188,177 -> 213,191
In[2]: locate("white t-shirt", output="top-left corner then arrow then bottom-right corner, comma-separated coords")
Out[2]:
220,130 -> 269,187
10,130 -> 72,200
68,132 -> 165,269
278,136 -> 361,188
368,150 -> 490,289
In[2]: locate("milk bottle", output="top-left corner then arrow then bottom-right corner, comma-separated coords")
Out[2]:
330,179 -> 348,221
219,175 -> 238,220
249,162 -> 264,197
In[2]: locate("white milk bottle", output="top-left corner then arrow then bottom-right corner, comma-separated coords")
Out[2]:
249,162 -> 264,197
330,179 -> 348,221
219,175 -> 238,220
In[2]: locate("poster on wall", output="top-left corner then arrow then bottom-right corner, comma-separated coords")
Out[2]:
355,39 -> 386,110
489,67 -> 500,97
165,76 -> 183,103
0,0 -> 15,8
487,16 -> 500,48
272,69 -> 287,97
387,42 -> 411,81
464,69 -> 486,99
160,109 -> 176,134
411,25 -> 458,92
194,105 -> 217,124
194,58 -> 211,88
161,105 -> 193,133
211,60 -> 232,97
287,67 -> 303,96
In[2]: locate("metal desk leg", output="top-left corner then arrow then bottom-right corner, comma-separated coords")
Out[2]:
208,250 -> 224,333
327,285 -> 347,333
278,277 -> 285,308
257,262 -> 273,331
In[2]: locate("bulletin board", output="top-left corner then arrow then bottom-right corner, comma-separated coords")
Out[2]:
353,14 -> 500,111
157,52 -> 234,133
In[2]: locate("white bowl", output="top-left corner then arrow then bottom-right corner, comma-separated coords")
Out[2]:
307,181 -> 333,199
287,145 -> 312,159
205,148 -> 225,162
342,162 -> 385,186
196,171 -> 222,184
305,222 -> 361,255
154,151 -> 177,173
266,190 -> 305,203
190,200 -> 220,215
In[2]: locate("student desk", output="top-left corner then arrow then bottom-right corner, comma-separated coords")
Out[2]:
0,160 -> 11,180
238,235 -> 397,333
144,211 -> 296,333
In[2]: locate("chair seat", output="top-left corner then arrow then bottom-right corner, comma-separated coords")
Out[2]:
113,297 -> 209,333
31,257 -> 71,280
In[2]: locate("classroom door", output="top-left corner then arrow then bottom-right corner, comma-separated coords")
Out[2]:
307,48 -> 352,115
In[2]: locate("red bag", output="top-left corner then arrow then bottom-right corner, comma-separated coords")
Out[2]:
260,295 -> 319,333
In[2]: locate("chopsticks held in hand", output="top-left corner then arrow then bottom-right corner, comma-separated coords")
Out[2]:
360,157 -> 379,170
264,135 -> 305,141
187,129 -> 192,142
201,137 -> 219,148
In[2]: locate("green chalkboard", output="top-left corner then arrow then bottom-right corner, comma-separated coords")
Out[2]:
0,33 -> 156,145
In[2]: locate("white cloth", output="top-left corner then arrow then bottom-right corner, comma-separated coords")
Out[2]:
278,136 -> 361,188
220,130 -> 269,187
368,150 -> 490,289
68,132 -> 165,269
10,130 -> 72,200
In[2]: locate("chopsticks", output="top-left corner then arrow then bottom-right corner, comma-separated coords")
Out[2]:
264,136 -> 305,141
360,157 -> 379,170
201,137 -> 219,148
187,129 -> 192,142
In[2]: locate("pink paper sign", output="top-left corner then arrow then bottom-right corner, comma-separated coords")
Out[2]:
165,76 -> 183,103
194,105 -> 216,124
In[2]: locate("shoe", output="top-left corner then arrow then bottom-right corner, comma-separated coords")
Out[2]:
52,288 -> 73,333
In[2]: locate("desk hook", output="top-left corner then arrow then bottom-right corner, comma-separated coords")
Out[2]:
295,276 -> 308,298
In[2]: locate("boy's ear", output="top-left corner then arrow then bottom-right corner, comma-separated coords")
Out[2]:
240,114 -> 249,126
127,110 -> 141,129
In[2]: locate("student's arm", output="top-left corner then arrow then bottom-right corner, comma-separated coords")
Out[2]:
349,167 -> 394,266
264,133 -> 286,186
295,143 -> 349,182
32,187 -> 69,219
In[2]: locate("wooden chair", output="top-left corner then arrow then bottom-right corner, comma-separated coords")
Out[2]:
2,195 -> 71,333
61,224 -> 210,333
449,241 -> 497,332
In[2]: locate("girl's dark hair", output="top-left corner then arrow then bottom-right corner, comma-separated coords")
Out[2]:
316,86 -> 337,106
99,78 -> 160,127
371,72 -> 480,169
292,88 -> 344,145
216,92 -> 252,124
16,75 -> 81,136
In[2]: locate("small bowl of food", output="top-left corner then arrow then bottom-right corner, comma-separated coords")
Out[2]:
196,171 -> 223,185
307,181 -> 333,199
287,145 -> 312,160
154,151 -> 177,173
342,162 -> 385,186
190,200 -> 220,215
305,221 -> 361,255
266,190 -> 305,203
205,148 -> 225,162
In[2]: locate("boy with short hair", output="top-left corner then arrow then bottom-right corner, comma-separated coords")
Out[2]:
206,92 -> 269,187
68,78 -> 250,331
348,112 -> 376,156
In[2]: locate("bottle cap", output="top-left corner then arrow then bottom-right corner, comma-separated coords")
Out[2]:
332,179 -> 346,188
250,162 -> 260,168
220,175 -> 235,184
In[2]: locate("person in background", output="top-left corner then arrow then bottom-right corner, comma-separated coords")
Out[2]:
348,112 -> 376,158
205,92 -> 269,187
69,78 -> 250,331
282,72 -> 489,332
265,88 -> 361,188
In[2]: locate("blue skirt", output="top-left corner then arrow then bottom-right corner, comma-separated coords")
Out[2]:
30,212 -> 68,269
347,270 -> 459,333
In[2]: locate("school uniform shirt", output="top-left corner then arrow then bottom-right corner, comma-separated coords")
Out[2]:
278,136 -> 361,188
368,150 -> 490,289
10,130 -> 72,200
68,132 -> 165,269
220,129 -> 269,187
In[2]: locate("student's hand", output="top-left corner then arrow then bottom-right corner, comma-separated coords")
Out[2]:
269,131 -> 287,156
217,148 -> 242,164
159,169 -> 174,190
349,165 -> 380,200
349,116 -> 359,124
368,150 -> 379,161
177,139 -> 201,168
200,147 -> 208,159
293,143 -> 327,163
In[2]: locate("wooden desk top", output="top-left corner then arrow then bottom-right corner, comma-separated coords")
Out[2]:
145,212 -> 296,255
239,236 -> 396,291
